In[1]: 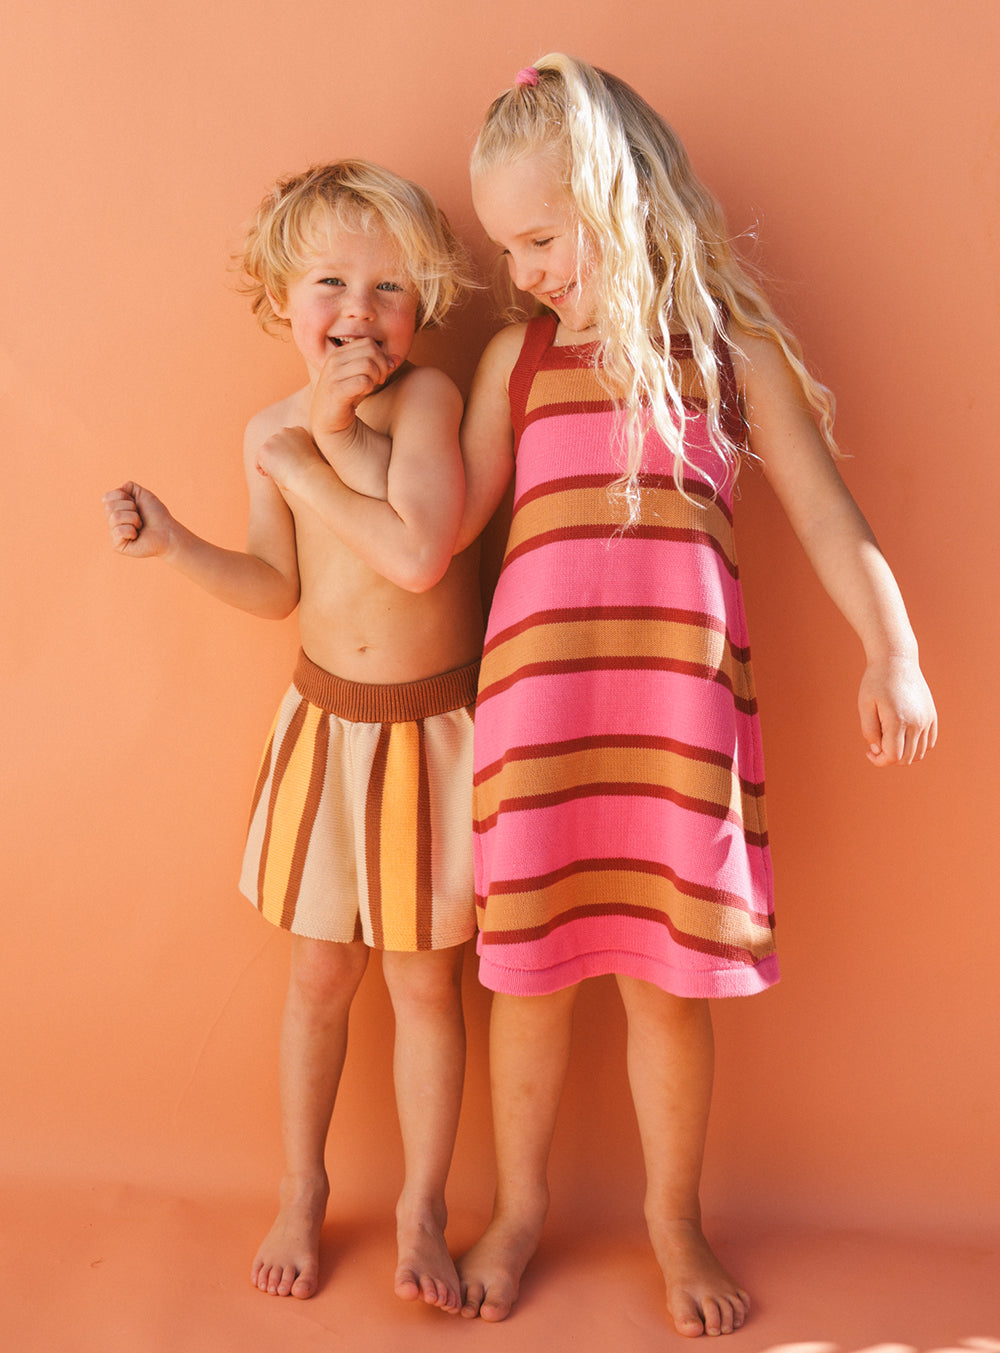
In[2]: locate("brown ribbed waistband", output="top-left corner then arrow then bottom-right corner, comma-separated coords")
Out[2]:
293,650 -> 480,723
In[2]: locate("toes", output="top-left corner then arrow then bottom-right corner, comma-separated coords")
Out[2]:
290,1271 -> 317,1299
670,1290 -> 752,1338
479,1289 -> 514,1323
429,1277 -> 461,1312
251,1261 -> 315,1299
441,1285 -> 461,1314
394,1269 -> 422,1302
731,1292 -> 750,1329
704,1297 -> 728,1336
396,1267 -> 460,1312
670,1292 -> 708,1338
419,1274 -> 441,1305
460,1280 -> 485,1319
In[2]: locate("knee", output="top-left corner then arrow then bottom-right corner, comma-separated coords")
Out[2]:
289,937 -> 369,1010
618,977 -> 711,1035
382,947 -> 464,1018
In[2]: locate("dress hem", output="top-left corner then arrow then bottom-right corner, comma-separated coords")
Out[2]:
476,937 -> 780,999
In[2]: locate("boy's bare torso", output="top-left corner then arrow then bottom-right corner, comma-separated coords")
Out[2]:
251,372 -> 483,686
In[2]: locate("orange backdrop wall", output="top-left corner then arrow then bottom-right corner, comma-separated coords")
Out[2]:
2,0 -> 996,1246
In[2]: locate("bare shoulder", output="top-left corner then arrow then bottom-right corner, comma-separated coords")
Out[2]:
244,387 -> 311,454
477,322 -> 529,390
728,328 -> 806,409
366,363 -> 463,449
388,362 -> 463,413
726,326 -> 843,507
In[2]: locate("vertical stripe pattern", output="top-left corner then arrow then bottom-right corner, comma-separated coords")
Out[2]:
473,317 -> 778,998
241,653 -> 479,951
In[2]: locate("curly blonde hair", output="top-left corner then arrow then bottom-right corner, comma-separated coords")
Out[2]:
472,54 -> 837,512
240,159 -> 471,333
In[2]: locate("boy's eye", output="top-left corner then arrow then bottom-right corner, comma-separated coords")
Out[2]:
377,281 -> 405,293
318,277 -> 344,287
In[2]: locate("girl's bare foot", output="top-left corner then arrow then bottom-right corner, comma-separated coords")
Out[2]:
456,1211 -> 545,1321
650,1218 -> 750,1337
251,1174 -> 329,1299
394,1202 -> 461,1312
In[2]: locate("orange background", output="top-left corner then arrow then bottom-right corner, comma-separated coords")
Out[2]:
2,0 -> 997,1347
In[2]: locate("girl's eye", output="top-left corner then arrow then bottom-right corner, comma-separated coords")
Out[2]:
377,281 -> 405,293
533,238 -> 554,249
319,277 -> 343,287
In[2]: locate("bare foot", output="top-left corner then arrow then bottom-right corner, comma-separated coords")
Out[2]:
650,1219 -> 750,1337
394,1205 -> 461,1313
251,1174 -> 329,1299
456,1213 -> 544,1321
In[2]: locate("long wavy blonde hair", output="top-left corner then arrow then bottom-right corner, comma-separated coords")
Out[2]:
471,54 -> 837,513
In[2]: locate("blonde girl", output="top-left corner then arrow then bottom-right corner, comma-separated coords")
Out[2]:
455,55 -> 936,1337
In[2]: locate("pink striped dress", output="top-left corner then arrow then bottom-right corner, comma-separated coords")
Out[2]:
473,315 -> 778,998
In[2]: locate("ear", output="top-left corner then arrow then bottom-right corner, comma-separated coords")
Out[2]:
265,286 -> 288,321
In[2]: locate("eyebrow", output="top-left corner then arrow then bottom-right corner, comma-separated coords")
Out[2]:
303,258 -> 409,278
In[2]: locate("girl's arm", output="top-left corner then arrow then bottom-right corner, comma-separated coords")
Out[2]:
102,418 -> 301,619
735,333 -> 937,766
256,364 -> 465,594
454,325 -> 522,553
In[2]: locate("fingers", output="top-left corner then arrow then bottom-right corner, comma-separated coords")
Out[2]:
859,698 -> 885,763
102,486 -> 142,548
864,709 -> 933,767
316,338 -> 395,404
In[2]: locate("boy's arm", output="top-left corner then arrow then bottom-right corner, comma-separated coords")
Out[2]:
735,332 -> 937,766
256,364 -> 465,594
102,417 -> 300,619
453,325 -> 521,553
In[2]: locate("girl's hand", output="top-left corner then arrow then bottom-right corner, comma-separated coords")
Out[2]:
102,482 -> 175,558
311,337 -> 397,438
256,426 -> 322,497
858,655 -> 938,766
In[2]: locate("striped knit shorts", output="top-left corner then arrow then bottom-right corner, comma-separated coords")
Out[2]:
240,650 -> 479,951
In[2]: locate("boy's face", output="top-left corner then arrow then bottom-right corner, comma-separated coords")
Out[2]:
272,222 -> 420,382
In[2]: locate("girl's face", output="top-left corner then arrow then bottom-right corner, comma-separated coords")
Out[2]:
271,221 -> 419,382
472,153 -> 596,337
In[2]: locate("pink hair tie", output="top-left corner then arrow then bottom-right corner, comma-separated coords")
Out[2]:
514,66 -> 539,87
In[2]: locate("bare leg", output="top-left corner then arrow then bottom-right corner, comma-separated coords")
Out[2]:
616,977 -> 750,1337
458,985 -> 579,1321
252,935 -> 369,1298
381,945 -> 467,1313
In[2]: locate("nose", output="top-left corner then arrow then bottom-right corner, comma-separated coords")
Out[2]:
507,251 -> 542,295
342,283 -> 377,319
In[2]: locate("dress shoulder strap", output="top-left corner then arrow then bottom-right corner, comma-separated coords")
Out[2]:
508,315 -> 558,448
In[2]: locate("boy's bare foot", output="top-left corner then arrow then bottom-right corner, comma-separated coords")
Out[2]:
394,1204 -> 461,1312
251,1174 -> 329,1299
650,1218 -> 750,1337
456,1212 -> 544,1321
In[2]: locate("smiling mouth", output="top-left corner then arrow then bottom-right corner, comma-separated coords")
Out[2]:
330,335 -> 382,348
